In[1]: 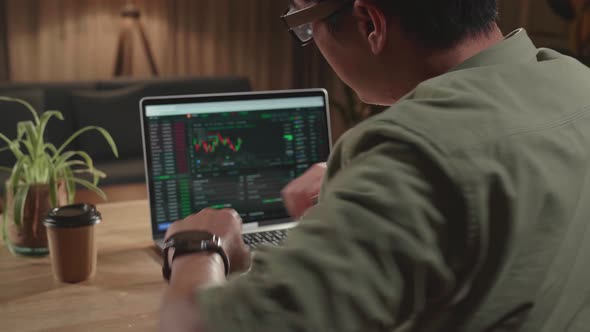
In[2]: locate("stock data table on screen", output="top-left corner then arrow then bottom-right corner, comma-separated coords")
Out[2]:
146,105 -> 329,230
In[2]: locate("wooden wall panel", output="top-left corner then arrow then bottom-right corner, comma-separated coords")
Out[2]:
4,0 -> 293,90
3,0 -> 577,85
0,0 -> 9,81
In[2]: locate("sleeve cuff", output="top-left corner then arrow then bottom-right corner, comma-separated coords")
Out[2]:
196,286 -> 242,332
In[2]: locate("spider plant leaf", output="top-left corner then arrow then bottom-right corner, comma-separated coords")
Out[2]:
22,162 -> 33,184
53,150 -> 76,168
54,159 -> 87,175
17,120 -> 38,142
0,97 -> 40,125
44,143 -> 58,158
2,192 -> 8,245
48,162 -> 58,208
0,132 -> 14,147
73,168 -> 107,184
0,132 -> 24,160
58,160 -> 87,170
9,158 -> 25,195
56,126 -> 118,158
73,178 -> 107,201
54,150 -> 94,169
73,151 -> 94,175
74,168 -> 106,178
13,184 -> 29,227
38,111 -> 63,140
26,121 -> 41,153
48,174 -> 57,208
64,167 -> 76,204
17,121 -> 39,157
17,122 -> 26,141
93,173 -> 98,186
19,138 -> 34,158
0,166 -> 12,173
7,141 -> 24,160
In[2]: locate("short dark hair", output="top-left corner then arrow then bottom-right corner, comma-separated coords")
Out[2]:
317,0 -> 499,49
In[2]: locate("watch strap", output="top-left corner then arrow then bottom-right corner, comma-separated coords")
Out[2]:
162,233 -> 230,281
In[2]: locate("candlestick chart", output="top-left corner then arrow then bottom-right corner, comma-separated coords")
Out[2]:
193,133 -> 243,154
190,123 -> 290,172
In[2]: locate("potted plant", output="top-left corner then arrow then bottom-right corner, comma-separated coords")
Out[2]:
0,97 -> 118,256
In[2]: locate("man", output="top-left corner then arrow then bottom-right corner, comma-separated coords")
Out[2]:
160,0 -> 590,331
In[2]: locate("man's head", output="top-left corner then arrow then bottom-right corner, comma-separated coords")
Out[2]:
283,0 -> 502,105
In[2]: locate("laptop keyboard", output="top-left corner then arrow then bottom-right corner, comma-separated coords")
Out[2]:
243,229 -> 289,248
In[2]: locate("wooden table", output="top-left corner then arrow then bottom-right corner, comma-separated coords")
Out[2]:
0,200 -> 164,332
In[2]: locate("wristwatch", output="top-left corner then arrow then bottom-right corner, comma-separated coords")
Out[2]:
162,230 -> 230,281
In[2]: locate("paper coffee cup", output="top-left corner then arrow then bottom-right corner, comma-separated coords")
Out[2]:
44,204 -> 101,283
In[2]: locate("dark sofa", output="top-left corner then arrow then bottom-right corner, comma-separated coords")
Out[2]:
0,76 -> 251,188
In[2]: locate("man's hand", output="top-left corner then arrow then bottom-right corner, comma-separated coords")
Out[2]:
281,162 -> 327,219
165,208 -> 251,274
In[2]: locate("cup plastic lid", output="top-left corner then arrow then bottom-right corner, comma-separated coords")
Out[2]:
44,204 -> 101,228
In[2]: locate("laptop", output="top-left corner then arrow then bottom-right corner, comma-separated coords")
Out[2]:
140,89 -> 332,248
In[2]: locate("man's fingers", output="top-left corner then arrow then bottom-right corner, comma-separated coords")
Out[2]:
283,183 -> 321,218
218,208 -> 242,221
281,162 -> 327,218
285,190 -> 312,219
282,186 -> 302,218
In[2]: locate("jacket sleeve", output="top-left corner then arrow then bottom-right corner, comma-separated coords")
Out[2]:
197,141 -> 457,332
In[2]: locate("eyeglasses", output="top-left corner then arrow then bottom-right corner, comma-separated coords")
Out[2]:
281,0 -> 353,47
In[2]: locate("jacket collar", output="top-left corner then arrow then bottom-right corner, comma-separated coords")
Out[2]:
450,29 -> 538,72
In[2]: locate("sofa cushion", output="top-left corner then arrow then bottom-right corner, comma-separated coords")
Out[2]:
92,158 -> 146,186
70,85 -> 146,162
43,85 -> 95,150
0,83 -> 98,153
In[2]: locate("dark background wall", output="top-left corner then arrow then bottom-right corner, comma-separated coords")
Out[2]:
498,0 -> 570,51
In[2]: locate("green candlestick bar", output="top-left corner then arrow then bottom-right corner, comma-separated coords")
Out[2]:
283,134 -> 294,142
210,204 -> 232,209
262,198 -> 283,204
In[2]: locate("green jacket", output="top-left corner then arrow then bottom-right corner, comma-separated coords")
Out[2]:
199,30 -> 590,332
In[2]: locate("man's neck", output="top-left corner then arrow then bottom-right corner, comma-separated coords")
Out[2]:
423,24 -> 505,76
380,24 -> 505,105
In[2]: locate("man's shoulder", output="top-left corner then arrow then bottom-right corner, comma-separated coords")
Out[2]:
332,56 -> 590,186
360,56 -> 590,154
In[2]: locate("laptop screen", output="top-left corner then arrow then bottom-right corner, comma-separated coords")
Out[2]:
141,90 -> 331,236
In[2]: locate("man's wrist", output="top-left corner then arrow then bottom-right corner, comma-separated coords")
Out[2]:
170,252 -> 226,288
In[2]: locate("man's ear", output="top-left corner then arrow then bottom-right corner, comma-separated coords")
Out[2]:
354,0 -> 387,55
